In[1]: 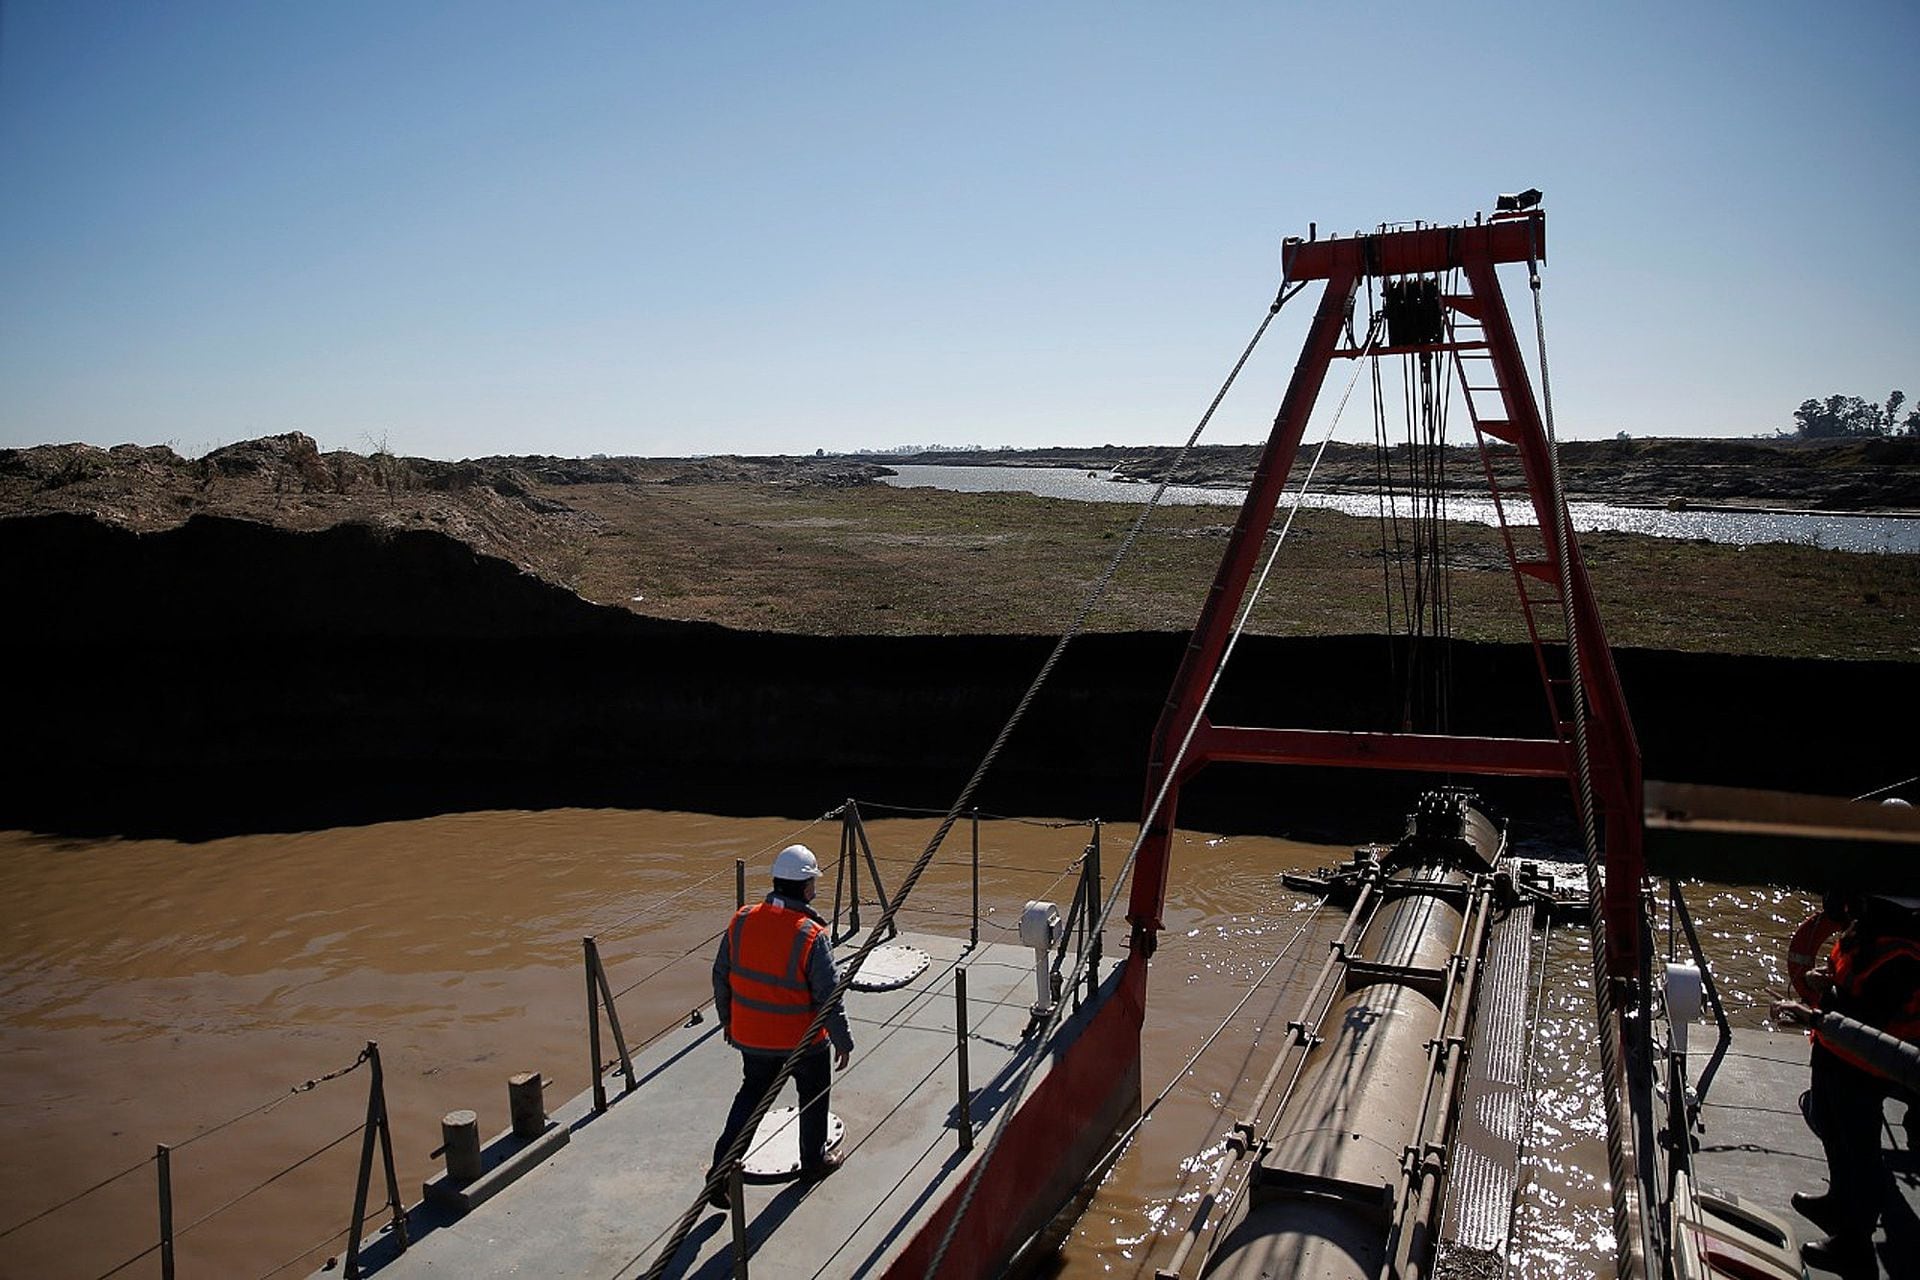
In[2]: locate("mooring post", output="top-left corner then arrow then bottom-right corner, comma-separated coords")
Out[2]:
586,936 -> 606,1112
735,858 -> 745,909
509,1072 -> 547,1140
969,808 -> 980,950
955,968 -> 973,1152
441,1110 -> 483,1184
729,1163 -> 749,1278
156,1143 -> 175,1280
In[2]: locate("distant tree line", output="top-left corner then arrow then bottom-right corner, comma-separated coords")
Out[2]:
1792,389 -> 1917,438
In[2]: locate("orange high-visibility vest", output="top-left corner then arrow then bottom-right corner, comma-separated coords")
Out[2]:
1814,930 -> 1920,1080
726,901 -> 828,1051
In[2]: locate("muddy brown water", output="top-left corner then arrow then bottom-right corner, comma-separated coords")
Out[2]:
0,810 -> 1810,1280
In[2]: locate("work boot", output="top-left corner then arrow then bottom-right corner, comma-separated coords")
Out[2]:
799,1147 -> 844,1183
1800,1233 -> 1875,1276
1790,1191 -> 1843,1231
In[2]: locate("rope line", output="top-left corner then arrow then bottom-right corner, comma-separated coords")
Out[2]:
1853,773 -> 1918,802
0,1152 -> 154,1242
253,1223 -> 355,1280
1076,890 -> 1328,1197
174,1124 -> 363,1242
595,811 -> 837,940
636,281 -> 1296,1280
854,800 -> 1093,828
0,1047 -> 370,1242
610,927 -> 728,1002
924,313 -> 1379,1279
90,1240 -> 162,1280
1527,229 -> 1638,1278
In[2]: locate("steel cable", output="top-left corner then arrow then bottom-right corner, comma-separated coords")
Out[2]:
0,1046 -> 369,1242
1527,231 -> 1638,1277
172,1124 -> 363,1243
253,1223 -> 355,1280
925,317 -> 1381,1279
1075,890 -> 1328,1206
594,811 -> 837,940
633,279 -> 1299,1280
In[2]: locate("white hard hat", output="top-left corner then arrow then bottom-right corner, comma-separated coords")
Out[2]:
772,844 -> 821,880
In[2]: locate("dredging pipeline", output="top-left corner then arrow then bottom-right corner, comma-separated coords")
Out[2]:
1166,789 -> 1528,1280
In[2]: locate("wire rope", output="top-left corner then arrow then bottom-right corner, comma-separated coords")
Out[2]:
1076,889 -> 1329,1199
594,811 -> 836,940
253,1223 -> 355,1280
1852,773 -> 1917,802
924,316 -> 1382,1279
0,1046 -> 370,1241
172,1124 -> 363,1243
633,276 -> 1300,1280
1526,227 -> 1639,1278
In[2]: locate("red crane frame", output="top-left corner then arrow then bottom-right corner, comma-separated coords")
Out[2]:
1125,211 -> 1646,981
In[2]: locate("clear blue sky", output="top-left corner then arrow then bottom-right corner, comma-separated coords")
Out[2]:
3,2 -> 1915,460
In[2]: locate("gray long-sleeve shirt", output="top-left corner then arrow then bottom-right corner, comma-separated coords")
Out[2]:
712,892 -> 854,1055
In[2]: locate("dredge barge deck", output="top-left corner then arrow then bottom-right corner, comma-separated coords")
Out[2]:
346,928 -> 1137,1279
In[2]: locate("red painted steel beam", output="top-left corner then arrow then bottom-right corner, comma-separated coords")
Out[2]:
1464,254 -> 1646,983
1282,213 -> 1543,282
1193,724 -> 1571,778
1126,265 -> 1358,946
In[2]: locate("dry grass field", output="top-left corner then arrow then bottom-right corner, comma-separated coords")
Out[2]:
552,477 -> 1920,660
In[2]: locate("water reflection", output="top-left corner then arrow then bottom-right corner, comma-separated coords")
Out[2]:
879,465 -> 1920,554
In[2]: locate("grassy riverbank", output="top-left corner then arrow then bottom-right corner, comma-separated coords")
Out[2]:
554,477 -> 1919,660
4,435 -> 1916,660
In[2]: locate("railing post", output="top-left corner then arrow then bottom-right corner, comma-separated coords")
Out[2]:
1086,820 -> 1103,1004
156,1143 -> 175,1280
969,808 -> 980,950
587,936 -> 607,1112
735,858 -> 746,909
845,801 -> 862,936
346,1040 -> 406,1277
955,968 -> 973,1152
371,1043 -> 409,1251
729,1162 -> 749,1278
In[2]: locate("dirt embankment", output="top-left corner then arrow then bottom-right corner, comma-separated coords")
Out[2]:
0,434 -> 888,588
893,437 -> 1920,512
2,509 -> 1914,840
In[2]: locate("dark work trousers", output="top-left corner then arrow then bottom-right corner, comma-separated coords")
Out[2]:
1807,1042 -> 1892,1238
711,1045 -> 832,1174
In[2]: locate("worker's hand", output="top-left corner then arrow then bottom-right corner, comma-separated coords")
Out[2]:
1771,998 -> 1814,1027
835,1046 -> 851,1071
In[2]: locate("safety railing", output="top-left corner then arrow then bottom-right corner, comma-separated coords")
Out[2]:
1,1041 -> 405,1280
580,798 -> 1115,1117
13,796 -> 1114,1279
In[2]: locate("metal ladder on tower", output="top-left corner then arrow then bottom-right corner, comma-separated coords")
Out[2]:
1445,295 -> 1578,753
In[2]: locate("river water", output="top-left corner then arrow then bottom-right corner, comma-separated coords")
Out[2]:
878,464 -> 1920,555
0,809 -> 1810,1279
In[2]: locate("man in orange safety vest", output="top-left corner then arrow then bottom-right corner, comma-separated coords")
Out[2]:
1773,890 -> 1920,1273
707,844 -> 854,1211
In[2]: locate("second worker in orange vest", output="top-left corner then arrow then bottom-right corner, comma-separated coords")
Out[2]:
707,843 -> 854,1212
1773,889 -> 1920,1273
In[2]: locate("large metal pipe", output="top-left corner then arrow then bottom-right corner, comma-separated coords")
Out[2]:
1191,791 -> 1506,1280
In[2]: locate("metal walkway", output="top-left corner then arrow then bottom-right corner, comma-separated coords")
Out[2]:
344,930 -> 1123,1279
1689,1029 -> 1917,1278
